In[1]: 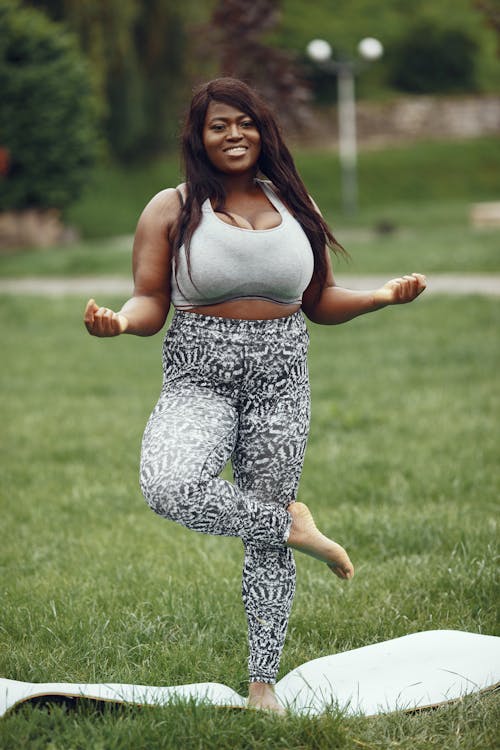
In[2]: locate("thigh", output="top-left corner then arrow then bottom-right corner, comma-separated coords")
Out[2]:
141,384 -> 238,487
142,313 -> 244,486
232,359 -> 310,507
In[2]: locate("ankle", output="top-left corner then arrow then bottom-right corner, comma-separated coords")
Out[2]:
249,681 -> 275,695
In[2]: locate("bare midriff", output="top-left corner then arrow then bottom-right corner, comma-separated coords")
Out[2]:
181,299 -> 301,320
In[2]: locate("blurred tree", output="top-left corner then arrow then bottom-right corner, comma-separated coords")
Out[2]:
208,0 -> 313,132
0,0 -> 98,210
271,0 -> 500,99
387,20 -> 478,94
22,0 -> 135,118
22,0 -> 193,160
132,0 -> 188,156
474,0 -> 500,56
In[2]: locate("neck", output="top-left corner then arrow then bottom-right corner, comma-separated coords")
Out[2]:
218,171 -> 259,196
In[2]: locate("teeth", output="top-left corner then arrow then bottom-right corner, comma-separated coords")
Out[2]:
226,147 -> 247,154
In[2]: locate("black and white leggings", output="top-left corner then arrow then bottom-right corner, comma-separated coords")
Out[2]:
140,310 -> 310,684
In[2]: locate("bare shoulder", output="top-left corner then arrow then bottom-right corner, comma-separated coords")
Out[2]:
139,186 -> 184,227
131,187 -> 185,271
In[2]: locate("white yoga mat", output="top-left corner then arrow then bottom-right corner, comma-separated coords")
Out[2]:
1,630 -> 498,718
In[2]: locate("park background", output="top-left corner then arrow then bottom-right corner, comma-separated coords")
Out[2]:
1,0 -> 499,748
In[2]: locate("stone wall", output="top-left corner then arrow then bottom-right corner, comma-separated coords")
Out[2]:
0,209 -> 78,251
357,94 -> 500,145
299,94 -> 500,147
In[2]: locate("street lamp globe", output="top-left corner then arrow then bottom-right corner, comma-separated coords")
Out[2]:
306,38 -> 332,63
358,37 -> 383,61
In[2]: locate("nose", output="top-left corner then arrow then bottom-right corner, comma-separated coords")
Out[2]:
227,123 -> 243,140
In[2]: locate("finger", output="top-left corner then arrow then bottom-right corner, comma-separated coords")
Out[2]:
393,278 -> 406,302
84,298 -> 98,317
394,275 -> 418,302
106,310 -> 120,336
99,307 -> 116,336
90,306 -> 110,336
412,273 -> 427,293
410,278 -> 423,301
101,308 -> 124,336
405,275 -> 424,300
83,299 -> 99,334
328,562 -> 354,580
93,307 -> 106,335
83,298 -> 99,330
402,275 -> 417,300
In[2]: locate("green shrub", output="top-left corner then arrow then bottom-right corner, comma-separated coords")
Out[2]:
387,20 -> 478,94
0,0 -> 98,210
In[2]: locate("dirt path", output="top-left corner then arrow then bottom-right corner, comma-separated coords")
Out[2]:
1,274 -> 499,297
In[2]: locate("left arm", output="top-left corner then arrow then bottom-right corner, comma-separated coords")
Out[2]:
301,247 -> 426,325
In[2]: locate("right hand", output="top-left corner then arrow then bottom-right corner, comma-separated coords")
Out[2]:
84,299 -> 129,337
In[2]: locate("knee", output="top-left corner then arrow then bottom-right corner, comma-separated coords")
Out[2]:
140,463 -> 203,520
140,471 -> 172,517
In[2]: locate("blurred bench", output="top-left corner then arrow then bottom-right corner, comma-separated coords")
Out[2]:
470,202 -> 500,228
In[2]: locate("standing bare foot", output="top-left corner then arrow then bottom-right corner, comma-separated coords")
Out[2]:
247,682 -> 286,715
287,502 -> 354,580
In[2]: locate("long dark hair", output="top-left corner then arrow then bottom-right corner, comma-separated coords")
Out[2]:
172,77 -> 345,293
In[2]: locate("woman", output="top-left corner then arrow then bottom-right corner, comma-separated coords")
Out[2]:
84,78 -> 426,713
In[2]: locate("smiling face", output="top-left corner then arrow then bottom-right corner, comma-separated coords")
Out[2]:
202,101 -> 261,176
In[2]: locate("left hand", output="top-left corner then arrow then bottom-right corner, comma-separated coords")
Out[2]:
373,273 -> 427,306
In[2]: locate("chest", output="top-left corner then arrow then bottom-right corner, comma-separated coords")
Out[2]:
211,193 -> 282,231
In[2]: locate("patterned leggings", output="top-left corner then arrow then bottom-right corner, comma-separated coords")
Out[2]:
140,310 -> 310,683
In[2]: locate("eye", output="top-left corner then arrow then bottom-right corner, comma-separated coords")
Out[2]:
210,123 -> 226,132
241,120 -> 255,128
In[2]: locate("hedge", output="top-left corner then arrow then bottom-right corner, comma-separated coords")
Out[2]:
0,0 -> 98,211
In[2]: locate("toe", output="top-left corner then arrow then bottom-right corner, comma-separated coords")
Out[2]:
328,562 -> 354,580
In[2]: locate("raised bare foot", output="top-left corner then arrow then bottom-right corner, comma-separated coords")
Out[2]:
247,682 -> 286,715
286,502 -> 354,580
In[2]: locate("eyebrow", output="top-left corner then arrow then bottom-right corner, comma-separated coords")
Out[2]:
207,114 -> 252,124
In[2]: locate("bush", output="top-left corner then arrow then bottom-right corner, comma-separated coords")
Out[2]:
387,20 -> 478,94
0,0 -> 98,211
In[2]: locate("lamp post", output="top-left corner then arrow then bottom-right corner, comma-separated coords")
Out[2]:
306,37 -> 383,215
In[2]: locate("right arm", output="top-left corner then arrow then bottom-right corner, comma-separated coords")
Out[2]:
84,188 -> 181,337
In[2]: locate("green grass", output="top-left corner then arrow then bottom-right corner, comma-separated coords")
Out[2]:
1,204 -> 499,278
0,293 -> 498,748
66,154 -> 183,239
0,235 -> 134,278
298,138 -> 500,213
1,218 -> 499,278
1,137 -> 499,278
67,136 -> 500,238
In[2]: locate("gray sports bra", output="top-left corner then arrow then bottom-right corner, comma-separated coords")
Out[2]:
170,179 -> 314,310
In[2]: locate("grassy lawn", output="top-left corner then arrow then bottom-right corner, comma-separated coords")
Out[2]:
1,137 -> 499,278
0,209 -> 499,279
0,293 -> 498,748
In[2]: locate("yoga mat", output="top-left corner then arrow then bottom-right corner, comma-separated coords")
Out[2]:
1,630 -> 498,717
